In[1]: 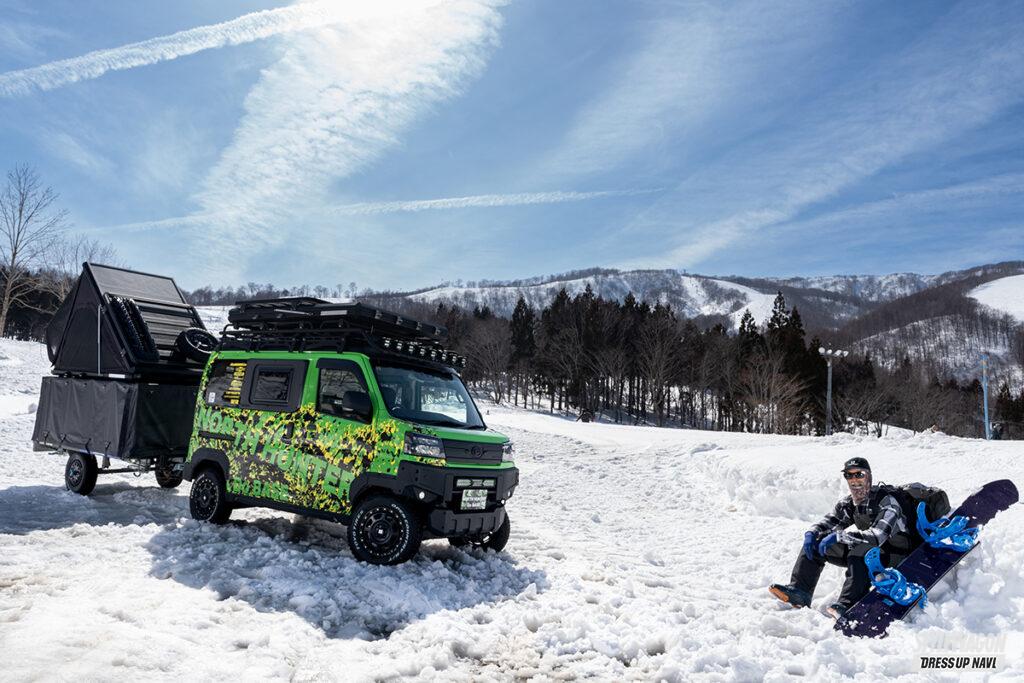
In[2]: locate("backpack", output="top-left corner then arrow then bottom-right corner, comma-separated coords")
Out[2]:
880,483 -> 951,541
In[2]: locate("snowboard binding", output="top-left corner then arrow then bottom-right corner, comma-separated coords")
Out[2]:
864,547 -> 928,607
915,502 -> 979,552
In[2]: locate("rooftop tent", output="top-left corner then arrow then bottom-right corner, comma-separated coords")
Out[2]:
46,263 -> 207,381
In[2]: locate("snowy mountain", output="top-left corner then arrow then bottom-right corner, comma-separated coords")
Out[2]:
2,335 -> 1023,679
851,315 -> 1023,388
390,261 -> 1024,333
832,267 -> 1024,385
408,271 -> 780,329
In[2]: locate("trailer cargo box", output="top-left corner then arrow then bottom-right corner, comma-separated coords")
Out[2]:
32,376 -> 198,461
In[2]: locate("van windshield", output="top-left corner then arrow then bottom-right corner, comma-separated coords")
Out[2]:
371,362 -> 485,430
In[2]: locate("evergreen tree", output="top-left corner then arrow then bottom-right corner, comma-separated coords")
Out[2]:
510,296 -> 536,362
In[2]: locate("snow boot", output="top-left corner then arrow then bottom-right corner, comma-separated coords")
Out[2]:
825,602 -> 849,620
769,583 -> 811,608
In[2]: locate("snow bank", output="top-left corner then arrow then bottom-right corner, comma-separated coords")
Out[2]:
2,338 -> 1022,680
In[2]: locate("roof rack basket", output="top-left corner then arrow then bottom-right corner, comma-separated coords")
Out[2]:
221,298 -> 467,368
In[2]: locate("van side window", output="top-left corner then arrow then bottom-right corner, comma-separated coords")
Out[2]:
205,360 -> 247,406
252,369 -> 292,404
242,360 -> 307,412
318,363 -> 370,422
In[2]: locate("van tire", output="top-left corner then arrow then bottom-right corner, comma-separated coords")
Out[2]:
155,464 -> 183,489
449,514 -> 510,552
347,495 -> 422,565
65,452 -> 98,495
189,467 -> 231,523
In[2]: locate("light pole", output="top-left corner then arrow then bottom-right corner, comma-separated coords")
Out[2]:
981,353 -> 991,440
819,347 -> 849,436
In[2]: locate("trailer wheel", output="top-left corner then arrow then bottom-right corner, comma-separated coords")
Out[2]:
65,452 -> 98,495
155,465 -> 183,489
189,467 -> 231,523
347,495 -> 422,565
449,514 -> 510,552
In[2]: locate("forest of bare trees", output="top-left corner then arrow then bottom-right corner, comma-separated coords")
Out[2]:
0,164 -> 118,339
367,287 -> 1024,440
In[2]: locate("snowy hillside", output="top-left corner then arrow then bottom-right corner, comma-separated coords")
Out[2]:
774,273 -> 938,302
970,274 -> 1024,323
853,315 -> 1023,389
391,262 -> 1024,332
410,271 -> 785,328
2,337 -> 1023,680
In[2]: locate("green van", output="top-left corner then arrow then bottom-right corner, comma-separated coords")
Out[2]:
184,299 -> 519,565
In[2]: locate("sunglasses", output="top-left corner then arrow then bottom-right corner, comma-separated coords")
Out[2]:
843,471 -> 868,480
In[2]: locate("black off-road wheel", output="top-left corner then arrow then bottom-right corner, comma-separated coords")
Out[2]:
174,327 -> 218,363
347,496 -> 422,565
449,514 -> 510,552
189,467 -> 231,523
65,452 -> 98,496
155,464 -> 183,489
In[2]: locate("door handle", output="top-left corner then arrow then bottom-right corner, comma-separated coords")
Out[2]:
281,423 -> 294,443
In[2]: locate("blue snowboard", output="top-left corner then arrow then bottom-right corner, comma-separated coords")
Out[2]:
835,479 -> 1019,638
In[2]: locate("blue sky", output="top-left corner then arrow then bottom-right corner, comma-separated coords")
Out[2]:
1,0 -> 1022,291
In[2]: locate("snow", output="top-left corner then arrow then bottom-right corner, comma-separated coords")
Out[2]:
777,273 -> 938,302
196,305 -> 232,332
854,314 -> 1023,389
969,274 -> 1024,323
412,272 -> 782,329
709,278 -> 776,329
3,337 -> 1024,680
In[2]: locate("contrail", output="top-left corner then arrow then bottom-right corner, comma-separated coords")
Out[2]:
0,1 -> 347,97
97,189 -> 659,233
330,189 -> 660,216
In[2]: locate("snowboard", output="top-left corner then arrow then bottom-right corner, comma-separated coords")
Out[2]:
835,479 -> 1019,638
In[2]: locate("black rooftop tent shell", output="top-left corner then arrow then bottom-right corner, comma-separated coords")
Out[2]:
46,263 -> 207,381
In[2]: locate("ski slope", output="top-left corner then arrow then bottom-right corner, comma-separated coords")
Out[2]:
1,337 -> 1023,680
970,274 -> 1024,323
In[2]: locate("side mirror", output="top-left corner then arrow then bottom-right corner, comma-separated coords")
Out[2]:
341,390 -> 373,421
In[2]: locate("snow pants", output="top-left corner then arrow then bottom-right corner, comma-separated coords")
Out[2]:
789,535 -> 913,608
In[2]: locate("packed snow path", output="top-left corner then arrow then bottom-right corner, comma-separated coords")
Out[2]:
2,338 -> 1023,681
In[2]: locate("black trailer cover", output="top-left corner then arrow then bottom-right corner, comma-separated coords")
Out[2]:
32,377 -> 198,461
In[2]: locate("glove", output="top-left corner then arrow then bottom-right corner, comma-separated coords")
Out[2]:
818,532 -> 838,556
802,531 -> 818,561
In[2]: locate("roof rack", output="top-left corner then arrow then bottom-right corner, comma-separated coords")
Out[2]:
220,298 -> 467,368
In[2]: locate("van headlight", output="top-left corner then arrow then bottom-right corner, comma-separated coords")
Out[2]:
501,441 -> 514,462
404,433 -> 445,459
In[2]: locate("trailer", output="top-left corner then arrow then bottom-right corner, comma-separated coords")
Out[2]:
31,263 -> 216,493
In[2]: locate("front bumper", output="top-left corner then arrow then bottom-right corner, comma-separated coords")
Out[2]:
350,460 -> 519,538
429,506 -> 506,537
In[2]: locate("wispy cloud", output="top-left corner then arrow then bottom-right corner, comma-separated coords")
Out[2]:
0,21 -> 70,63
619,0 -> 1024,269
0,1 -> 352,97
330,189 -> 657,216
773,174 -> 1024,237
97,187 -> 644,233
181,0 -> 507,282
541,1 -> 844,178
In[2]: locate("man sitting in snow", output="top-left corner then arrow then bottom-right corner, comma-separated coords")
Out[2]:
768,457 -> 913,618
